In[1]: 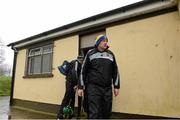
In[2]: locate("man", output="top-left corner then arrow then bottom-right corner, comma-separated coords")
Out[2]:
57,56 -> 83,119
78,34 -> 120,119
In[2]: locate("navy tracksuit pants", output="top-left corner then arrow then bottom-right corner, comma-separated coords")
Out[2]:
87,84 -> 112,119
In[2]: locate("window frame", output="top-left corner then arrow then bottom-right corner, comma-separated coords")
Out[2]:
24,42 -> 54,78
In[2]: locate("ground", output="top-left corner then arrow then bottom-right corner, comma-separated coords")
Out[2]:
0,96 -> 56,119
0,96 -> 168,119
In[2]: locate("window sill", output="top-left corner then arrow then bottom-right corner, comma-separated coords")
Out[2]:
23,73 -> 54,78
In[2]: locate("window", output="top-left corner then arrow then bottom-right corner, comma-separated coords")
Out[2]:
27,44 -> 53,75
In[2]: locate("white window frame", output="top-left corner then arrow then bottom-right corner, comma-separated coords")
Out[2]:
27,44 -> 53,75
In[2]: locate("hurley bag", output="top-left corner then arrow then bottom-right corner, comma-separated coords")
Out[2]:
58,60 -> 71,76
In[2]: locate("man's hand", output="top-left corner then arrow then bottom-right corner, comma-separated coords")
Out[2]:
114,88 -> 119,97
78,89 -> 84,97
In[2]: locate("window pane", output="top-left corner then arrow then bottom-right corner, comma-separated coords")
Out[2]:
42,54 -> 51,73
28,57 -> 33,75
33,56 -> 41,74
43,45 -> 52,54
29,48 -> 42,56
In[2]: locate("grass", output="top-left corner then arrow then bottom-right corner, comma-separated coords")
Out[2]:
0,76 -> 11,96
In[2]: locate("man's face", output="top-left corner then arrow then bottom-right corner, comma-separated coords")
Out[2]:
98,39 -> 108,50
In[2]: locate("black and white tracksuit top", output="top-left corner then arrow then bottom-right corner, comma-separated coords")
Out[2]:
78,48 -> 120,89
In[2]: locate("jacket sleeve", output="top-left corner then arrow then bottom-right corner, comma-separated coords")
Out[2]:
74,60 -> 79,82
78,51 -> 90,89
112,54 -> 120,89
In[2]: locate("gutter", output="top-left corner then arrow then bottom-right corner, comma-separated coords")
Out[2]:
10,0 -> 177,48
10,46 -> 18,106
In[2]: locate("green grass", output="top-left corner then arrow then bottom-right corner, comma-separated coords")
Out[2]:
0,76 -> 11,96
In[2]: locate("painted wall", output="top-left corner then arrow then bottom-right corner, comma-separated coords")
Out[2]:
13,35 -> 79,105
107,11 -> 180,118
13,10 -> 180,118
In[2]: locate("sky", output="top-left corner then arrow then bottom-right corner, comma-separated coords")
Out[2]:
0,0 -> 141,66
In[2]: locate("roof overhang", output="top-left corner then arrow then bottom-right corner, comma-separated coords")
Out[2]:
8,0 -> 178,49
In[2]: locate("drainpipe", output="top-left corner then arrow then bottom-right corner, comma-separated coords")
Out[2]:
10,46 -> 18,106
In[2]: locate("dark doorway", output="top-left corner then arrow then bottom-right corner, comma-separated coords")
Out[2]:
79,47 -> 94,57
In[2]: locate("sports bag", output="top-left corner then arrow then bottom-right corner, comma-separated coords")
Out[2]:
58,60 -> 71,76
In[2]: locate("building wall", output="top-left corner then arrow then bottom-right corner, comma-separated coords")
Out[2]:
13,35 -> 79,105
107,11 -> 180,118
13,11 -> 180,118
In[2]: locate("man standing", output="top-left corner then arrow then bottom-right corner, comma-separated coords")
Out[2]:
57,56 -> 83,119
78,34 -> 120,119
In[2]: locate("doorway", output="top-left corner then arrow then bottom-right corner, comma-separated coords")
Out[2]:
79,30 -> 105,57
79,47 -> 94,57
